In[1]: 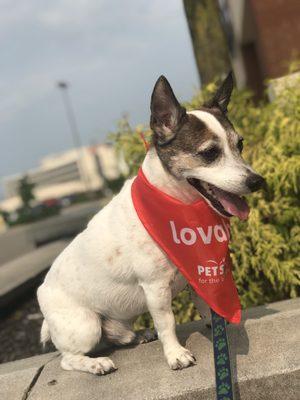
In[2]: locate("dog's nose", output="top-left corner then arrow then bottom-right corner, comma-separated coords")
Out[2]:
246,173 -> 265,192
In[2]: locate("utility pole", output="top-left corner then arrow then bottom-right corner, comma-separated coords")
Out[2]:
57,81 -> 90,192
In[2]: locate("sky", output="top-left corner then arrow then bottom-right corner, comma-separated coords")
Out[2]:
0,0 -> 199,198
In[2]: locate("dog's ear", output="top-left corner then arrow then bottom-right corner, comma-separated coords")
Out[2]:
150,76 -> 186,145
206,71 -> 234,113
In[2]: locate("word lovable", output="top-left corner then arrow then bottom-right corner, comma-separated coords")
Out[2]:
169,220 -> 230,246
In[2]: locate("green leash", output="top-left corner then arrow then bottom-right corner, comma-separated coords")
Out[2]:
211,309 -> 234,400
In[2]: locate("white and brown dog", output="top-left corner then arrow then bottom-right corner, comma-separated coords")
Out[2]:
37,73 -> 264,375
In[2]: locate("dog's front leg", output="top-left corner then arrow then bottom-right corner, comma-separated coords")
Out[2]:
141,282 -> 196,370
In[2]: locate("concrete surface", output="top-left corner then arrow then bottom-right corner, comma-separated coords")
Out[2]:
0,226 -> 36,265
0,240 -> 70,308
0,298 -> 299,400
0,200 -> 102,308
0,353 -> 58,400
27,200 -> 101,245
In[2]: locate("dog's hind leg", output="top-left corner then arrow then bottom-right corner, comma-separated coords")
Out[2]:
55,309 -> 116,375
38,287 -> 116,375
61,352 -> 116,375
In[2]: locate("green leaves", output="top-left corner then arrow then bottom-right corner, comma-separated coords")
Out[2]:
18,175 -> 35,208
108,117 -> 151,177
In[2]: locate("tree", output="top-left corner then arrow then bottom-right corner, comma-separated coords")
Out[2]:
183,0 -> 232,84
18,176 -> 35,209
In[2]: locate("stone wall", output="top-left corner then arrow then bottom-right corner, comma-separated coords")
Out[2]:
0,298 -> 299,400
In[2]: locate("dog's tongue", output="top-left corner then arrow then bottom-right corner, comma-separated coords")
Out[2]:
213,187 -> 250,220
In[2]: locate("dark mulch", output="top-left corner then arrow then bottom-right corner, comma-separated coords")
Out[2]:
0,291 -> 55,364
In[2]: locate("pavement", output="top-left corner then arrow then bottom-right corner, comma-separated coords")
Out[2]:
0,239 -> 70,308
0,298 -> 299,400
0,199 -> 103,309
0,200 -> 102,265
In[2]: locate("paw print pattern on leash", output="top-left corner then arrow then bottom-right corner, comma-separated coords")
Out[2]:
211,309 -> 234,399
216,337 -> 226,351
218,382 -> 231,396
214,325 -> 224,337
217,366 -> 229,380
216,352 -> 228,366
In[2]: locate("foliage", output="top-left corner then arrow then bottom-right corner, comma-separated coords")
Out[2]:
108,118 -> 151,177
105,176 -> 126,194
18,175 -> 35,208
3,177 -> 61,226
110,74 -> 300,328
5,203 -> 61,227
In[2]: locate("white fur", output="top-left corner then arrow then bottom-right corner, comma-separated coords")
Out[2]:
187,110 -> 255,194
38,147 -> 205,374
38,109 -> 253,375
188,111 -> 227,141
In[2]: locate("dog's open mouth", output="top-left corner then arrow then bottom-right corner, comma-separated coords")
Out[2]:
187,178 -> 250,220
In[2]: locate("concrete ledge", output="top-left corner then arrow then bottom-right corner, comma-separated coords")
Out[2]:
0,299 -> 299,400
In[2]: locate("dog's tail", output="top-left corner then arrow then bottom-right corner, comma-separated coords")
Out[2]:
40,319 -> 51,348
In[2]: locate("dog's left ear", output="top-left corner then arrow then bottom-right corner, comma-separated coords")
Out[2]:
150,75 -> 186,145
206,71 -> 234,113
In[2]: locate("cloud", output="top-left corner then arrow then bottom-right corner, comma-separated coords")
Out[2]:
38,0 -> 105,28
0,0 -> 198,196
0,0 -> 195,120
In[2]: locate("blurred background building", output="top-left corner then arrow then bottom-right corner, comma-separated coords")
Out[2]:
1,144 -> 127,212
184,0 -> 300,97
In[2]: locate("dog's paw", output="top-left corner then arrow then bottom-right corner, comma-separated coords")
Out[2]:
136,329 -> 158,344
61,356 -> 117,375
165,346 -> 196,370
88,357 -> 117,375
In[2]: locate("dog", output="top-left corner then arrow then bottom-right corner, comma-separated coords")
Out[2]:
37,72 -> 264,375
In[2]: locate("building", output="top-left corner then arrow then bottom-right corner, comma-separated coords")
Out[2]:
221,0 -> 300,97
185,0 -> 300,97
1,144 -> 127,212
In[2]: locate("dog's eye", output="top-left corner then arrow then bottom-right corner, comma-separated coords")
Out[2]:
197,146 -> 220,163
237,137 -> 244,153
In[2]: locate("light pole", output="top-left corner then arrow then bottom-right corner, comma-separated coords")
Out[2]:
57,81 -> 90,192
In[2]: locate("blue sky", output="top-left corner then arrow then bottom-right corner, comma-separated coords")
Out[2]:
0,0 -> 199,198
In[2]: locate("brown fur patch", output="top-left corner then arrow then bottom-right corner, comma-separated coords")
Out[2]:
154,113 -> 219,176
227,130 -> 239,153
201,107 -> 239,153
153,106 -> 243,177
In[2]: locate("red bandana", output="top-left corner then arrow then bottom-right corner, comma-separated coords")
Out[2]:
131,168 -> 241,324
